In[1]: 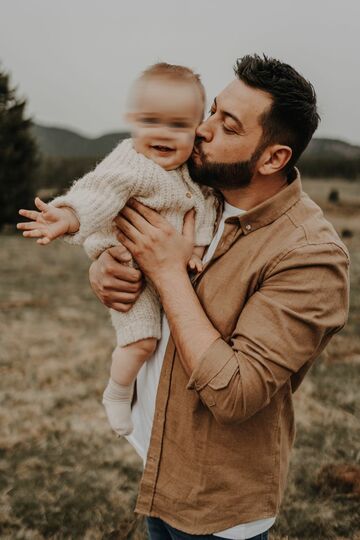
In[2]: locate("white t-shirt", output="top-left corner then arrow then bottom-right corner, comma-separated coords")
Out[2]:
126,201 -> 275,539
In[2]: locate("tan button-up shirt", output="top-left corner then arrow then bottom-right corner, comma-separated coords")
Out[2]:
135,172 -> 350,535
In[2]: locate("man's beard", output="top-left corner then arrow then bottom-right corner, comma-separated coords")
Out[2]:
188,142 -> 263,191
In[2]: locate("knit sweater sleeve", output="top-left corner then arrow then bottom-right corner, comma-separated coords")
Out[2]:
82,230 -> 119,260
49,138 -> 153,246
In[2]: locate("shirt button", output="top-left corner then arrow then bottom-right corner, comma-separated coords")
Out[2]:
245,224 -> 252,231
186,192 -> 192,198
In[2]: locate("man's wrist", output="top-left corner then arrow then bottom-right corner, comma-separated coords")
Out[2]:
153,266 -> 189,292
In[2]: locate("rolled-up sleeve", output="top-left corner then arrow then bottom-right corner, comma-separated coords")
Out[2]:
187,242 -> 350,424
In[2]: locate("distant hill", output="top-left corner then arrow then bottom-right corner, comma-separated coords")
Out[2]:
298,138 -> 360,179
31,123 -> 360,181
31,124 -> 130,158
32,123 -> 360,161
303,138 -> 360,160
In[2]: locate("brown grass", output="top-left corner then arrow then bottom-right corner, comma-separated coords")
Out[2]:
1,178 -> 359,539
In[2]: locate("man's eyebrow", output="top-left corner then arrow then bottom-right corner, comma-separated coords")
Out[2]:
213,97 -> 245,132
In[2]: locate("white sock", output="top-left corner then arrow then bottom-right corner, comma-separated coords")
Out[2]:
102,378 -> 134,436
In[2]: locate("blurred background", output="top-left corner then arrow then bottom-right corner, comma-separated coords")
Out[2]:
1,1 -> 359,538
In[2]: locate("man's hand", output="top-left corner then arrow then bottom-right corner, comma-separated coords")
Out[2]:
113,200 -> 220,374
114,199 -> 195,286
89,245 -> 143,312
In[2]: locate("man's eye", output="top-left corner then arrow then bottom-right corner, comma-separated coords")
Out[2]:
208,108 -> 215,116
222,125 -> 234,134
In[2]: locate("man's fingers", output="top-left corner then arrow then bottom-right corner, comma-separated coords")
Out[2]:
114,263 -> 142,283
107,245 -> 132,264
112,266 -> 143,284
110,280 -> 142,295
100,251 -> 142,283
116,205 -> 157,239
110,302 -> 134,313
127,198 -> 166,227
107,291 -> 140,303
182,209 -> 196,242
102,276 -> 142,293
120,205 -> 154,233
100,290 -> 141,309
117,230 -> 130,249
116,216 -> 142,245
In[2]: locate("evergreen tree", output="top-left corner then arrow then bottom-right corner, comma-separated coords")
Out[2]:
0,67 -> 38,228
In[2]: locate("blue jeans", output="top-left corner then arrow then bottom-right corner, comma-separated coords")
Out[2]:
146,517 -> 269,540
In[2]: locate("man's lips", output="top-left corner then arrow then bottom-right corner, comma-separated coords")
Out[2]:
192,143 -> 204,156
192,145 -> 204,162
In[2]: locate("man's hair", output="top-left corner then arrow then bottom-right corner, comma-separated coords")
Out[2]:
234,54 -> 320,173
140,62 -> 206,106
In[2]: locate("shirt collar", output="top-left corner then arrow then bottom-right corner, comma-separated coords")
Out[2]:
223,168 -> 302,235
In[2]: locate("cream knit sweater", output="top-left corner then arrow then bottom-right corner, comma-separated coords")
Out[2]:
51,138 -> 217,346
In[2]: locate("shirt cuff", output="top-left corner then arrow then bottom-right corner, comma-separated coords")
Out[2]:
186,337 -> 236,392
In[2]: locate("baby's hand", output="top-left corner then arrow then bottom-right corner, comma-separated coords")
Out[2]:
17,197 -> 79,245
188,253 -> 204,273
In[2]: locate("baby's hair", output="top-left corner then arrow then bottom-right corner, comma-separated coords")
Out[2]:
139,62 -> 206,106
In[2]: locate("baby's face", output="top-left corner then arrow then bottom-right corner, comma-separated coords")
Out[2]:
128,78 -> 204,171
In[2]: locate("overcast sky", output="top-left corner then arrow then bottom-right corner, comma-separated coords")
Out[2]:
1,0 -> 360,144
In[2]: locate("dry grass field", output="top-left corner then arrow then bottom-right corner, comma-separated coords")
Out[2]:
1,178 -> 359,539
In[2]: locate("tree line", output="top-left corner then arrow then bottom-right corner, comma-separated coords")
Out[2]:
298,155 -> 360,180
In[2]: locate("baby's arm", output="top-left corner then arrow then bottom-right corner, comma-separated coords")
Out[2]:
48,139 -> 153,248
188,245 -> 206,272
17,197 -> 80,245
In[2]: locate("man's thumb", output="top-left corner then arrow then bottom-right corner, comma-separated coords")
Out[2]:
109,244 -> 132,263
182,209 -> 195,241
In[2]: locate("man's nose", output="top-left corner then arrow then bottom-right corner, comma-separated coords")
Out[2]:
196,118 -> 213,142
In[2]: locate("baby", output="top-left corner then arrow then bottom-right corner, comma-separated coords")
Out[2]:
17,63 -> 217,436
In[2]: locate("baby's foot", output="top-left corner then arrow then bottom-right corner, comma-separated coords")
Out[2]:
102,379 -> 134,436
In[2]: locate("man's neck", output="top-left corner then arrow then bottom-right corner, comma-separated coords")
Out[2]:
221,172 -> 288,211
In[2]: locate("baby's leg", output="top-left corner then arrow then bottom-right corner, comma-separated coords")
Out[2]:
103,281 -> 161,436
102,338 -> 157,436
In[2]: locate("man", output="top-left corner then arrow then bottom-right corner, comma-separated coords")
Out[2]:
89,55 -> 349,539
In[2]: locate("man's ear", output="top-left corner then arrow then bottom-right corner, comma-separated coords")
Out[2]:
258,145 -> 292,176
